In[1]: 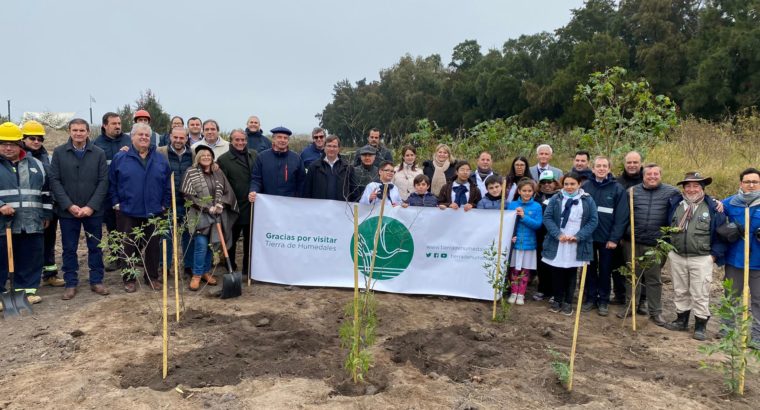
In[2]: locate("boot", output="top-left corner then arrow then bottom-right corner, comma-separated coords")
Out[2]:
693,316 -> 709,341
665,310 -> 690,332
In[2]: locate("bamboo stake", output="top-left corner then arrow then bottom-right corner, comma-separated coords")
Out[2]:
170,173 -> 180,322
493,177 -> 508,320
162,239 -> 168,379
738,207 -> 750,395
366,183 -> 389,293
629,188 -> 637,331
568,263 -> 588,391
352,204 -> 360,382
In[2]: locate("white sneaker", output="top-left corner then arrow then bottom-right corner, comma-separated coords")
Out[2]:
507,294 -> 517,304
516,294 -> 525,305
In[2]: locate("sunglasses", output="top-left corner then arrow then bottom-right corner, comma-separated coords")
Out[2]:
313,135 -> 325,140
25,136 -> 44,142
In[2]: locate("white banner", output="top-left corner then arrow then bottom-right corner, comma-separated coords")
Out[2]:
251,194 -> 517,300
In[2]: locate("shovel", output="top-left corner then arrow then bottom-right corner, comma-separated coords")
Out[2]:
215,221 -> 242,299
2,226 -> 34,318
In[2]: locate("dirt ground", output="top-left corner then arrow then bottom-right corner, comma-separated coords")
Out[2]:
1,232 -> 758,410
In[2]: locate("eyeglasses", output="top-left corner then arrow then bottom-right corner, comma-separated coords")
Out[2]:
25,136 -> 44,142
382,169 -> 396,174
742,180 -> 760,186
313,135 -> 325,140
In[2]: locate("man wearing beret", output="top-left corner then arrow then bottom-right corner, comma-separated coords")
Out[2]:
664,172 -> 726,341
248,126 -> 305,202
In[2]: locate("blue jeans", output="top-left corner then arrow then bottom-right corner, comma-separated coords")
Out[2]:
60,216 -> 105,287
586,242 -> 614,304
192,234 -> 212,276
0,233 -> 43,293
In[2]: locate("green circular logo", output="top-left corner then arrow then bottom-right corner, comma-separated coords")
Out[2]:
349,216 -> 414,280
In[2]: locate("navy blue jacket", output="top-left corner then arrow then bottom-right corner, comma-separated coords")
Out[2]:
542,193 -> 599,262
250,149 -> 305,197
667,194 -> 727,266
49,139 -> 109,218
108,145 -> 171,217
300,143 -> 324,169
582,174 -> 628,244
157,146 -> 194,208
246,129 -> 272,153
405,192 -> 438,207
94,132 -> 130,165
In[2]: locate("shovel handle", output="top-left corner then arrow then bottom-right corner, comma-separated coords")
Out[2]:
5,226 -> 13,273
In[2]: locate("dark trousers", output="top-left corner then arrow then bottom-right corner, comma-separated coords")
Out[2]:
611,246 -> 627,301
42,215 -> 58,277
230,222 -> 251,274
0,233 -> 43,293
551,266 -> 578,305
586,242 -> 614,304
60,216 -> 104,287
104,206 -> 117,232
117,214 -> 161,283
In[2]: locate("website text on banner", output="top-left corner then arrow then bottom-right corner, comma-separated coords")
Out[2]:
251,194 -> 517,300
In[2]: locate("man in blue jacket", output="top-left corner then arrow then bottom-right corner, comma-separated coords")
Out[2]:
581,156 -> 628,316
109,123 -> 171,293
245,116 -> 271,153
300,127 -> 326,168
722,167 -> 760,347
664,172 -> 726,341
248,126 -> 305,203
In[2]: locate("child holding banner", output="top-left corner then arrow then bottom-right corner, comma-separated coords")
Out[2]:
438,161 -> 481,211
507,179 -> 543,305
403,175 -> 439,207
360,161 -> 402,206
541,172 -> 598,316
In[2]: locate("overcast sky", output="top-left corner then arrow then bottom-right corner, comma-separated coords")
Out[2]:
2,0 -> 584,134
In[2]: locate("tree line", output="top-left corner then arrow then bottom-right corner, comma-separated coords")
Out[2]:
318,0 -> 760,146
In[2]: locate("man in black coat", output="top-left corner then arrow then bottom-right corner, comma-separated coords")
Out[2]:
302,135 -> 355,201
49,119 -> 110,299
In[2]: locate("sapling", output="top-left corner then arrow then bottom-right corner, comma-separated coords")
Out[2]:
548,348 -> 571,387
483,240 -> 511,322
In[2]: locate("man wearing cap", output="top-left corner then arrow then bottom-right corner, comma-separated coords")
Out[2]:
353,128 -> 392,167
664,172 -> 726,340
721,167 -> 760,347
217,129 -> 257,274
581,156 -> 628,316
49,119 -> 110,300
191,119 -> 229,159
469,151 -> 499,197
21,120 -> 65,287
303,135 -> 355,201
530,144 -> 564,183
0,122 -> 52,306
109,122 -> 171,293
132,109 -> 162,148
248,126 -> 305,202
245,116 -> 271,153
352,145 -> 379,199
300,127 -> 326,169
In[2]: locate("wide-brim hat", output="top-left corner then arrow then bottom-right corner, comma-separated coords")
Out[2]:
677,171 -> 712,186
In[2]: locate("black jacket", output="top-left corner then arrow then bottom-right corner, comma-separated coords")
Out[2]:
628,183 -> 681,246
582,174 -> 628,244
422,160 -> 456,189
616,168 -> 643,190
49,139 -> 109,218
218,149 -> 257,224
302,156 -> 355,201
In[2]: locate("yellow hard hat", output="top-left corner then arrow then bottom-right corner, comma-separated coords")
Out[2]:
0,122 -> 23,142
21,120 -> 46,136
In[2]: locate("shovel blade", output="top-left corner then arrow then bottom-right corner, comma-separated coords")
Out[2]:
1,290 -> 33,318
220,271 -> 242,299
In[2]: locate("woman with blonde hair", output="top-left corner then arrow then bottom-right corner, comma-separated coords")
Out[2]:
422,143 -> 456,198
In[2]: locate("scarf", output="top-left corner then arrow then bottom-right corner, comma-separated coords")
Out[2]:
231,146 -> 249,167
376,183 -> 395,199
453,183 -> 469,207
485,192 -> 501,201
431,158 -> 450,195
677,192 -> 705,231
560,190 -> 580,229
477,167 -> 492,181
729,189 -> 760,208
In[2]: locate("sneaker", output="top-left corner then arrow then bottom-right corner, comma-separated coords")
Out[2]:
549,301 -> 561,313
561,303 -> 574,316
507,294 -> 517,304
532,292 -> 545,301
516,294 -> 525,305
581,301 -> 595,312
27,294 -> 42,304
548,296 -> 555,304
598,304 -> 609,316
41,276 -> 65,287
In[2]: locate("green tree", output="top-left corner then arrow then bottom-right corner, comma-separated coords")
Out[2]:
135,89 -> 171,135
117,104 -> 134,133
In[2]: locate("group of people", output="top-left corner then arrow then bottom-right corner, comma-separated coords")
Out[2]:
0,115 -> 758,347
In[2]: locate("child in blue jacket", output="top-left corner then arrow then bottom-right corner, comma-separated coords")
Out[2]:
403,174 -> 439,207
477,175 -> 507,209
506,179 -> 543,305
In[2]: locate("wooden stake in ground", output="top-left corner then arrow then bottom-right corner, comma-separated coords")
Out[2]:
629,188 -> 637,331
366,183 -> 389,292
170,173 -> 180,322
739,207 -> 750,395
492,176 -> 508,320
162,239 -> 169,380
352,204 -> 360,382
568,263 -> 588,391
